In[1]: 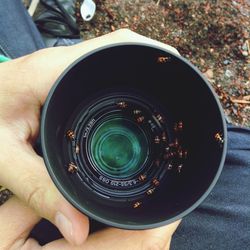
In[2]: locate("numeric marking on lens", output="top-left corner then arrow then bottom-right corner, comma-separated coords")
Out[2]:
83,119 -> 96,138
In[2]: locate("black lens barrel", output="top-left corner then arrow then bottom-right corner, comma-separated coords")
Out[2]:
41,43 -> 227,229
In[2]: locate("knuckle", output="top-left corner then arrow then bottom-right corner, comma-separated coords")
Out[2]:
22,175 -> 47,213
114,28 -> 133,36
20,239 -> 41,250
9,239 -> 40,250
26,186 -> 45,210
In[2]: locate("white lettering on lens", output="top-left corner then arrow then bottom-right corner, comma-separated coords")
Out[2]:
110,179 -> 137,187
99,175 -> 110,184
83,119 -> 96,138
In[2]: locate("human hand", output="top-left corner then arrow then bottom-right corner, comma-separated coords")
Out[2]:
0,29 -> 180,249
0,196 -> 180,249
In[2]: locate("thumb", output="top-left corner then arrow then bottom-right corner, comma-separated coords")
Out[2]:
0,196 -> 40,249
0,137 -> 89,246
41,220 -> 181,250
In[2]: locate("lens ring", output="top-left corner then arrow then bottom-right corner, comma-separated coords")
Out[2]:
89,116 -> 149,178
93,131 -> 138,173
63,93 -> 172,204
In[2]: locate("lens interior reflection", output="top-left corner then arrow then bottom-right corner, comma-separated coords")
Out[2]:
90,117 -> 149,178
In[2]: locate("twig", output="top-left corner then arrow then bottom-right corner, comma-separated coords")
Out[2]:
156,0 -> 161,6
243,95 -> 250,101
231,99 -> 250,105
102,5 -> 115,19
246,40 -> 250,53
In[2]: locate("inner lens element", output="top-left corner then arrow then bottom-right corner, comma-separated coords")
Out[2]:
90,117 -> 149,178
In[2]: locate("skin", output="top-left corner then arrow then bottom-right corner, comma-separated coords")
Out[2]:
0,29 -> 180,250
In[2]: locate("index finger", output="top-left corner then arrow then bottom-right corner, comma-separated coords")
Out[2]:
43,220 -> 181,250
2,29 -> 179,106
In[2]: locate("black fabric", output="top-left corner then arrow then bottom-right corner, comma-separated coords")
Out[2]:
171,125 -> 250,250
0,0 -> 45,58
34,0 -> 80,39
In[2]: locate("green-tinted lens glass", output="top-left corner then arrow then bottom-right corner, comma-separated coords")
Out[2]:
90,117 -> 149,178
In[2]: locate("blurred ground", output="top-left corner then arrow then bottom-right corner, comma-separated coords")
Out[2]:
81,0 -> 250,127
23,0 -> 250,126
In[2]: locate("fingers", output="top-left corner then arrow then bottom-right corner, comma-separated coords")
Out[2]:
0,196 -> 40,249
2,29 -> 178,106
0,29 -> 180,249
0,138 -> 89,246
83,221 -> 181,250
43,220 -> 181,250
0,197 -> 179,250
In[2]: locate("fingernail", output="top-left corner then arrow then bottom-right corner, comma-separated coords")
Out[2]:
55,212 -> 74,243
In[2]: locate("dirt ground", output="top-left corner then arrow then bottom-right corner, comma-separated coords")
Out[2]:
80,0 -> 250,127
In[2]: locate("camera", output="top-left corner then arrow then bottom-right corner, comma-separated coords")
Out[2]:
41,43 -> 227,229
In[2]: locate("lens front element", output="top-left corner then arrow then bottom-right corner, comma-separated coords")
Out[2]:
90,117 -> 148,178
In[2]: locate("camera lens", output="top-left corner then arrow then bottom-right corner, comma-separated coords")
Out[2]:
63,93 -> 173,205
41,43 -> 227,229
89,116 -> 149,178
